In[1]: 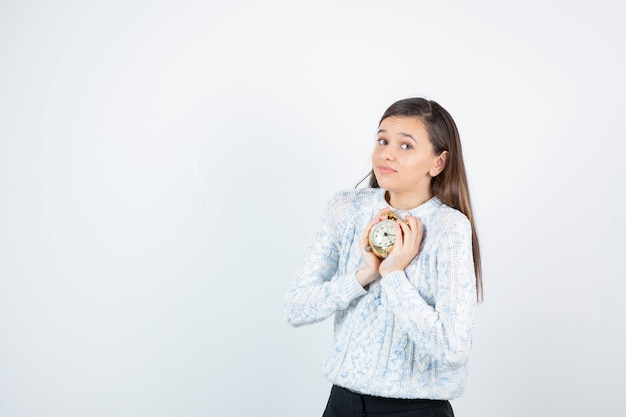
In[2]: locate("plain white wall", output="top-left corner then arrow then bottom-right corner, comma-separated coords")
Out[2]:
1,0 -> 624,416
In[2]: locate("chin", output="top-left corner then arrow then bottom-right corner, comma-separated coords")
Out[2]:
374,177 -> 395,191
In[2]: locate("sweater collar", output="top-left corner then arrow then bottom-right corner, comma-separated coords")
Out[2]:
376,188 -> 442,217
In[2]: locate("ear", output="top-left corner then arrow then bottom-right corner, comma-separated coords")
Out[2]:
430,151 -> 448,177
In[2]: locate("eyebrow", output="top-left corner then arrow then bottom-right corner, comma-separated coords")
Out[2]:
377,129 -> 417,143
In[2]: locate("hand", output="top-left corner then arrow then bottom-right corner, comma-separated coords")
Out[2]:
379,215 -> 423,276
356,207 -> 391,287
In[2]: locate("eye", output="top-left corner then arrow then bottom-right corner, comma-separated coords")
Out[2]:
400,143 -> 413,150
377,138 -> 388,145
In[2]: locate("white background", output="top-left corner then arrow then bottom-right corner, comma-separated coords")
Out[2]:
1,1 -> 625,416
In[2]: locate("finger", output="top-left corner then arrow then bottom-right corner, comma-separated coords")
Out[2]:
404,216 -> 418,233
414,217 -> 424,242
361,217 -> 380,240
361,215 -> 387,250
360,224 -> 373,248
397,218 -> 420,251
404,217 -> 423,248
362,210 -> 393,239
394,220 -> 404,247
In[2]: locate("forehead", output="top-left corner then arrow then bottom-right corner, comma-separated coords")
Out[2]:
378,116 -> 428,137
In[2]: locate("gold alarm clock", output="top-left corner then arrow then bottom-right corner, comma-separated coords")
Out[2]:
368,211 -> 400,259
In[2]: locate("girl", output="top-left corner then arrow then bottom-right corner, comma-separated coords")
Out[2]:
284,97 -> 482,417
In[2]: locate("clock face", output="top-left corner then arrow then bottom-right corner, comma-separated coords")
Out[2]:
370,219 -> 396,248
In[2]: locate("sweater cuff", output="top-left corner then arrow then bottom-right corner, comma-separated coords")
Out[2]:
337,271 -> 368,305
380,271 -> 432,313
380,270 -> 411,293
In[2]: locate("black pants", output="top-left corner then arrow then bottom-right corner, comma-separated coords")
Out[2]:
322,385 -> 454,417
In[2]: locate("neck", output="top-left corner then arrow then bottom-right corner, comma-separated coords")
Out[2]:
386,189 -> 434,210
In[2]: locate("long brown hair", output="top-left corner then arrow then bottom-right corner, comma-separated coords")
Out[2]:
368,98 -> 483,302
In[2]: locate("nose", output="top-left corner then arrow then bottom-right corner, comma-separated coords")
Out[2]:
379,146 -> 397,161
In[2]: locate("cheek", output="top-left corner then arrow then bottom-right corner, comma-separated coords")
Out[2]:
405,156 -> 430,173
371,148 -> 379,163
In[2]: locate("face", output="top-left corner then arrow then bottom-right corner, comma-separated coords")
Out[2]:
372,116 -> 447,203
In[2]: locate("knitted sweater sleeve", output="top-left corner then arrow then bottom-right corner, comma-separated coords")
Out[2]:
380,211 -> 476,369
284,192 -> 368,327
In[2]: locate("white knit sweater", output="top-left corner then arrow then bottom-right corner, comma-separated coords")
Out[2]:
284,188 -> 477,400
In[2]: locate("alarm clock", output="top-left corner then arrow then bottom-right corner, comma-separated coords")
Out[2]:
367,211 -> 400,259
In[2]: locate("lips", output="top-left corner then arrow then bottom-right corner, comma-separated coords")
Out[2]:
377,165 -> 396,175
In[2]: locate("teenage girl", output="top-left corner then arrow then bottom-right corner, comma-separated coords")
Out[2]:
285,97 -> 482,417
